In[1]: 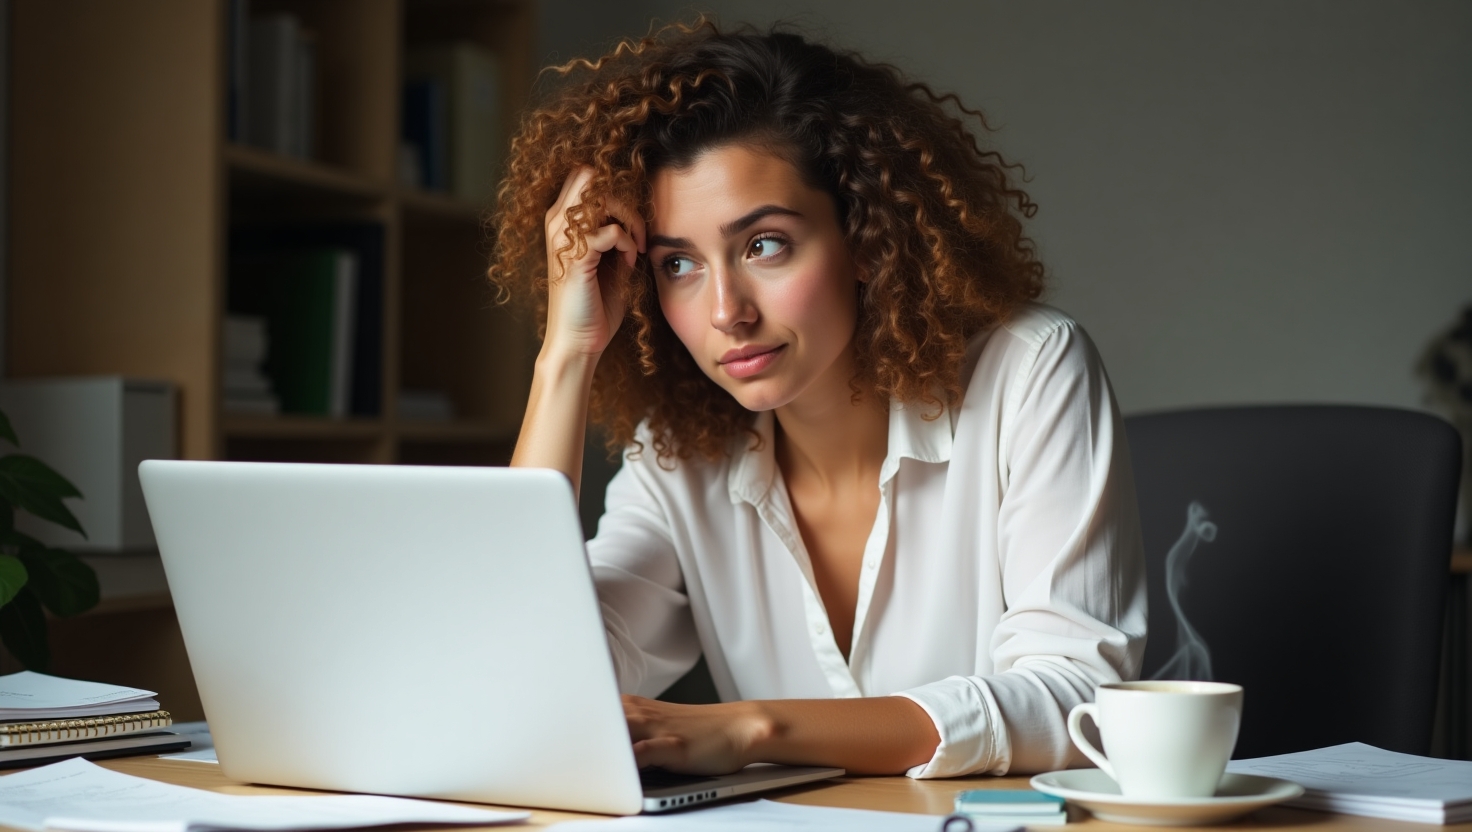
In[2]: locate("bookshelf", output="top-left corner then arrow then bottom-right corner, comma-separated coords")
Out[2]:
10,0 -> 538,468
6,0 -> 539,717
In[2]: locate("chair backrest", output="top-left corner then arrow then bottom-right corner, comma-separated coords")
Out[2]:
1125,405 -> 1461,758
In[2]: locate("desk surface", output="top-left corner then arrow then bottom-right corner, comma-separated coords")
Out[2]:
26,756 -> 1463,832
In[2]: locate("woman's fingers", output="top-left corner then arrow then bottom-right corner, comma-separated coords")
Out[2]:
582,222 -> 640,272
601,194 -> 647,254
632,736 -> 687,770
551,166 -> 595,217
548,167 -> 646,255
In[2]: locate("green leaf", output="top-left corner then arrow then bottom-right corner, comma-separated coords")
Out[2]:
0,590 -> 49,671
19,548 -> 98,617
0,455 -> 86,539
0,410 -> 17,447
0,555 -> 27,608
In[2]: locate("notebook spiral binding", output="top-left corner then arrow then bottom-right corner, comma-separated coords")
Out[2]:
0,711 -> 173,747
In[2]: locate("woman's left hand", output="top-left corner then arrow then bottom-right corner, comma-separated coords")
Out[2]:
623,695 -> 775,775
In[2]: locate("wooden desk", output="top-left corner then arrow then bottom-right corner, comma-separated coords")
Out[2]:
36,756 -> 1467,832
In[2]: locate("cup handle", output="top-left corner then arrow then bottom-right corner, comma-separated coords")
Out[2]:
1067,702 -> 1117,782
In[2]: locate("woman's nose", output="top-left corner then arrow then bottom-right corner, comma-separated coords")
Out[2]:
709,268 -> 757,332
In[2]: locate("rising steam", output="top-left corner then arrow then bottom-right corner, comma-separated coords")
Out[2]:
1151,501 -> 1218,681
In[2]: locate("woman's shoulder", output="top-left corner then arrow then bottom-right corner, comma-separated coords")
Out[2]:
991,303 -> 1083,351
962,303 -> 1099,384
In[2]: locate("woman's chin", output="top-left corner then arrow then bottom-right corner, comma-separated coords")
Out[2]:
721,380 -> 795,414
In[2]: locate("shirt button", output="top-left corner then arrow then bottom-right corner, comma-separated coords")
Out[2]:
816,624 -> 827,635
865,560 -> 878,570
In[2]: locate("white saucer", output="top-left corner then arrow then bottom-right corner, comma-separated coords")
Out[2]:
1029,769 -> 1304,826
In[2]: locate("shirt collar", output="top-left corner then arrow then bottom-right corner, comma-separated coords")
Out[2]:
727,399 -> 955,505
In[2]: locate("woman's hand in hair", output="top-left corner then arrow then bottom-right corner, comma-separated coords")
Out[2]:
542,167 -> 646,361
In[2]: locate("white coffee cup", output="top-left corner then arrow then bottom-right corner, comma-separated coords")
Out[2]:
1067,681 -> 1243,800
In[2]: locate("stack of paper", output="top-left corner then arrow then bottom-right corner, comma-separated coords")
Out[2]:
0,758 -> 528,832
0,672 -> 187,767
1227,742 -> 1472,824
0,672 -> 159,719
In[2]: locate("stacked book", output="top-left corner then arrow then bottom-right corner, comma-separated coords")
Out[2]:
0,671 -> 188,769
223,315 -> 279,415
1228,742 -> 1472,824
953,789 -> 1067,826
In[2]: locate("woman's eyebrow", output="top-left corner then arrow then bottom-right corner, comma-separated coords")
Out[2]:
647,234 -> 692,250
720,205 -> 802,237
647,205 -> 804,250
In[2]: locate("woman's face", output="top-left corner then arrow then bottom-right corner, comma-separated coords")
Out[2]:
647,143 -> 860,414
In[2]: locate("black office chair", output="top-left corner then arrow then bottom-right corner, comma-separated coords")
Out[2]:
1126,405 -> 1461,758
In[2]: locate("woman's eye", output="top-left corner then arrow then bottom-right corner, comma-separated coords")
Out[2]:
748,237 -> 786,259
663,256 -> 695,277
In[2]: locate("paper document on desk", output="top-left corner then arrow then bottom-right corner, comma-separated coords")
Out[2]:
0,672 -> 159,720
0,758 -> 529,832
549,799 -> 1014,831
1226,742 -> 1472,824
160,722 -> 217,764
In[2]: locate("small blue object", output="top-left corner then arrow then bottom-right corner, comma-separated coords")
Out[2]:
955,789 -> 1066,813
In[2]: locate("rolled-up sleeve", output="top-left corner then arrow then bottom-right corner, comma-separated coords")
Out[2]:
586,458 -> 703,699
898,318 -> 1148,778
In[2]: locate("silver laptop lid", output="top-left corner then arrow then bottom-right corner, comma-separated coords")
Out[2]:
139,461 -> 644,815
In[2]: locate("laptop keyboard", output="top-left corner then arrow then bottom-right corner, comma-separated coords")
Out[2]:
638,768 -> 719,792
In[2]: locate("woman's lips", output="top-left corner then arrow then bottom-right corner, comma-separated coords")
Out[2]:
718,345 -> 786,379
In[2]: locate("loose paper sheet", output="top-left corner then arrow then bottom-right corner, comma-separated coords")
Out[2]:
0,758 -> 528,832
159,723 -> 217,765
549,800 -> 1011,832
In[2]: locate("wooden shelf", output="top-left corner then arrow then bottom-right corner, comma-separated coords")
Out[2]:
395,419 -> 513,443
222,415 -> 388,441
398,187 -> 486,222
225,143 -> 388,200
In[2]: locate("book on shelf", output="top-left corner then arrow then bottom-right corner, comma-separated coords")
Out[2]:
230,224 -> 385,418
245,11 -> 316,159
226,0 -> 249,142
0,672 -> 188,768
240,249 -> 356,418
401,78 -> 448,191
397,389 -> 456,423
223,314 -> 279,416
403,43 -> 504,202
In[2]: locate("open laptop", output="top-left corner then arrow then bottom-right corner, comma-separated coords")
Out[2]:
138,461 -> 841,815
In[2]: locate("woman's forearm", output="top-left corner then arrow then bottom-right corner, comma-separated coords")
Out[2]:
509,347 -> 599,499
624,694 -> 939,776
747,696 -> 940,775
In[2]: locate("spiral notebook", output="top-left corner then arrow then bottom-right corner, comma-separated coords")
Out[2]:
0,711 -> 173,748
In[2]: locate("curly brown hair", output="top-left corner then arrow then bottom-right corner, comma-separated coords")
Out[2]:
487,19 -> 1045,463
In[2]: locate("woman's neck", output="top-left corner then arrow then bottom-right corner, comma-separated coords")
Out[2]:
772,358 -> 889,491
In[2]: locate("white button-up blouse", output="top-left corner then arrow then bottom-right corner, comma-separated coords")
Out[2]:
586,304 -> 1148,778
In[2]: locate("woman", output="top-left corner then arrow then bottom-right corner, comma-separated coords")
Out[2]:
489,20 -> 1146,779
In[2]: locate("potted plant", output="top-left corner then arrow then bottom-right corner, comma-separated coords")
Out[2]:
0,409 -> 100,670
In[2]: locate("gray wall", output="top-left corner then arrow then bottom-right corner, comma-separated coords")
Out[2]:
618,0 -> 1471,415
